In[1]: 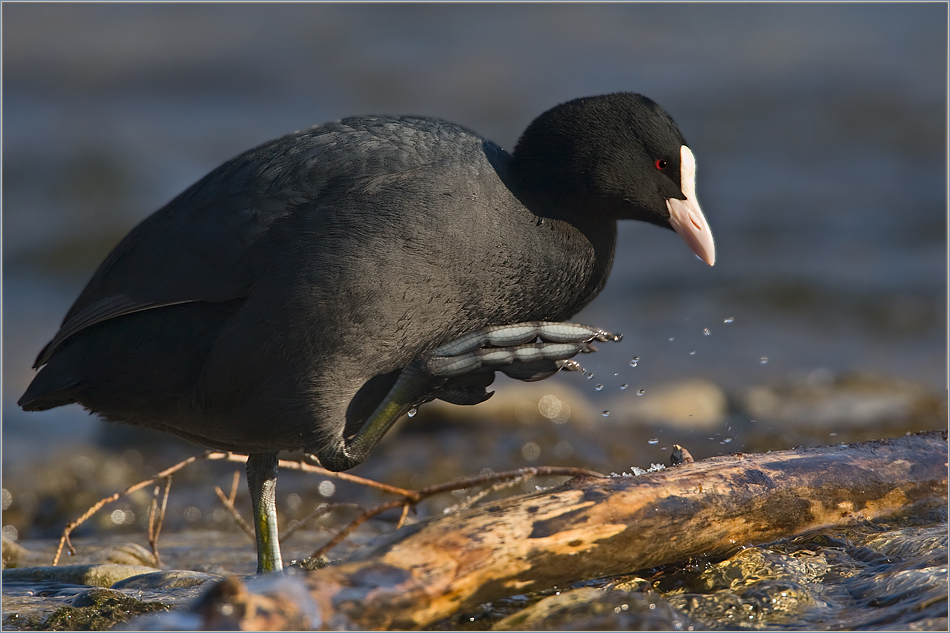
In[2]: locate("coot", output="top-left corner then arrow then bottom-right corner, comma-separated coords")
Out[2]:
20,93 -> 715,573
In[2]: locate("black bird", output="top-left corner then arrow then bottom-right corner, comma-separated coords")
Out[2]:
19,93 -> 715,573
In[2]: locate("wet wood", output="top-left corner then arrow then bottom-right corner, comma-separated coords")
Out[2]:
191,431 -> 947,630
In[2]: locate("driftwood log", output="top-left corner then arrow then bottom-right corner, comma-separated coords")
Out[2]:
185,431 -> 947,630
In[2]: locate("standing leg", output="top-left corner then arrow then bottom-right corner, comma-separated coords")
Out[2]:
246,452 -> 282,573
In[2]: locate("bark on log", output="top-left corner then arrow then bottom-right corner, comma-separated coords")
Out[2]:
192,431 -> 947,630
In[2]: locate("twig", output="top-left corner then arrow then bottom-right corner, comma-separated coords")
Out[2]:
227,470 -> 241,505
308,499 -> 408,561
146,476 -> 172,566
279,502 -> 363,544
396,503 -> 411,529
213,486 -> 256,542
52,450 -> 226,565
52,448 -> 604,570
449,474 -> 528,512
288,454 -> 420,500
147,486 -> 160,548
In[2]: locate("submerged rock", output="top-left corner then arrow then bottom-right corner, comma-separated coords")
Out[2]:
491,587 -> 694,630
740,371 -> 946,432
606,378 -> 728,429
2,563 -> 159,588
112,569 -> 222,590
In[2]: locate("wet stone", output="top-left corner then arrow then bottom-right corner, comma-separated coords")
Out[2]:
2,564 -> 160,588
606,378 -> 728,429
490,587 -> 694,631
71,587 -> 128,607
112,569 -> 222,591
41,586 -> 168,631
739,371 -> 946,433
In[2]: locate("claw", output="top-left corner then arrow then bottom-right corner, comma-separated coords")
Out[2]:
555,359 -> 586,373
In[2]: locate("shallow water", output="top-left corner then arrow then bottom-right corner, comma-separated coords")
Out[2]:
2,5 -> 947,628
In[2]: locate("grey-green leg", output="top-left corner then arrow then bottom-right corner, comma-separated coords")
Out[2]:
246,452 -> 282,573
315,321 -> 620,472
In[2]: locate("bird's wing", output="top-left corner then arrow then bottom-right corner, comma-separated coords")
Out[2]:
34,136 -> 317,368
34,117 -> 466,368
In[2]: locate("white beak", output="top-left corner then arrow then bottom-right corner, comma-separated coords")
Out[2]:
666,145 -> 715,266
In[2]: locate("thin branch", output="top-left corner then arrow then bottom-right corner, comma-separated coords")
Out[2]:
396,503 -> 411,529
213,486 -> 256,542
290,454 -> 420,500
146,485 -> 160,545
52,451 -> 223,566
52,448 -> 605,570
280,502 -> 362,544
227,470 -> 241,505
449,475 -> 528,513
146,476 -> 172,566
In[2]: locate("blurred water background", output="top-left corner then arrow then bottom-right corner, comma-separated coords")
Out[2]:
2,3 -> 947,568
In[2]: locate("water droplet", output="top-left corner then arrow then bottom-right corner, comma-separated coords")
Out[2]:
668,337 -> 674,342
620,383 -> 628,390
637,389 -> 645,396
602,410 -> 610,417
647,437 -> 659,445
722,437 -> 733,444
689,350 -> 696,355
407,407 -> 418,417
629,357 -> 639,367
760,357 -> 768,364
585,372 -> 595,380
595,384 -> 604,392
829,432 -> 838,437
724,317 -> 734,324
703,328 -> 710,336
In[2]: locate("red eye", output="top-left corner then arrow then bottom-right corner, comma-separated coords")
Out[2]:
655,159 -> 669,171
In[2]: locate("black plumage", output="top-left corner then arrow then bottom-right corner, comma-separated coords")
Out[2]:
20,93 -> 715,572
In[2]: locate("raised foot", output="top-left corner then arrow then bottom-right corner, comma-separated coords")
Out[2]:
425,322 -> 622,382
313,323 -> 621,472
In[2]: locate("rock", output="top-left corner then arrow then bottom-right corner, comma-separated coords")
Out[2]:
2,534 -> 50,569
113,569 -> 222,590
491,587 -> 693,630
2,563 -> 160,587
43,586 -> 169,630
102,542 -> 160,567
607,378 -> 728,429
129,574 -> 323,631
71,587 -> 128,607
739,371 -> 946,431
